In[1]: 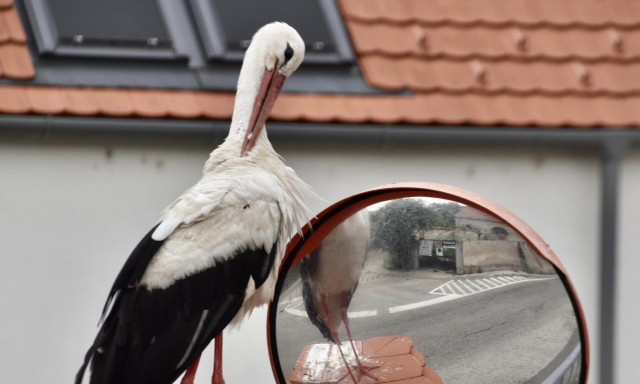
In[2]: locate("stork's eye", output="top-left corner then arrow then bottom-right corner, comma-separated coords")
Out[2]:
284,43 -> 294,64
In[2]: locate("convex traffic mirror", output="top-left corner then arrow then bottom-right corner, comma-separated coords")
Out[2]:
268,183 -> 588,384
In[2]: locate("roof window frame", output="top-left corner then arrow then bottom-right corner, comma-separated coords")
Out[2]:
189,0 -> 355,65
23,0 -> 190,61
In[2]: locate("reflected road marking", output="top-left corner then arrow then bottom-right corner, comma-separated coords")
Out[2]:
282,275 -> 557,318
388,294 -> 462,313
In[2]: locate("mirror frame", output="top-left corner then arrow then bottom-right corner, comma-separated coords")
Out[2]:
267,182 -> 589,383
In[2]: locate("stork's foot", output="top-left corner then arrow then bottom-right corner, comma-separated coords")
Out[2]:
361,357 -> 384,369
181,355 -> 201,384
355,359 -> 383,382
211,334 -> 226,384
180,371 -> 196,384
211,372 -> 226,384
344,357 -> 383,383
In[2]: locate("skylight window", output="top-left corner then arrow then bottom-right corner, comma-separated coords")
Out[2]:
24,0 -> 183,60
190,0 -> 354,64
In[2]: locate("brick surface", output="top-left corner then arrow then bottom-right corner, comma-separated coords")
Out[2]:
289,336 -> 441,384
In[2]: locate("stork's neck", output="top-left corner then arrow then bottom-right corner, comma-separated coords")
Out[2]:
227,42 -> 267,146
204,44 -> 274,173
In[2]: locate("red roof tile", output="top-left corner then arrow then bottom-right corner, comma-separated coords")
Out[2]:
0,0 -> 12,10
0,43 -> 35,79
361,56 -> 640,94
94,89 -> 135,117
0,1 -> 34,80
164,91 -> 204,119
337,0 -> 640,127
0,10 -> 10,42
129,89 -> 169,118
3,6 -> 26,42
25,86 -> 66,114
62,88 -> 101,116
340,0 -> 640,27
2,85 -> 640,128
195,93 -> 235,120
348,24 -> 640,62
0,85 -> 29,114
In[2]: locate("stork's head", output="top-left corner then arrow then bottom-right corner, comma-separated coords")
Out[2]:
257,22 -> 305,77
234,22 -> 305,157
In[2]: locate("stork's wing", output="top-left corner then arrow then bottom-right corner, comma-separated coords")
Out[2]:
77,200 -> 281,384
300,250 -> 335,341
99,224 -> 165,321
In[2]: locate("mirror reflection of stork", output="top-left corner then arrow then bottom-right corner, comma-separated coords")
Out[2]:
76,22 -> 313,384
300,211 -> 376,383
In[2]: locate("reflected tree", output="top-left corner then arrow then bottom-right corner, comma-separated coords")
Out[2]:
431,202 -> 461,229
369,199 -> 461,270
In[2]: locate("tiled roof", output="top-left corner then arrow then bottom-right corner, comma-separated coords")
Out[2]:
0,86 -> 236,118
340,0 -> 640,27
2,0 -> 640,128
0,0 -> 34,79
338,0 -> 640,127
456,206 -> 501,223
4,86 -> 640,127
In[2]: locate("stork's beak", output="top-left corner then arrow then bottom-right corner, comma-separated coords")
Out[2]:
241,67 -> 286,156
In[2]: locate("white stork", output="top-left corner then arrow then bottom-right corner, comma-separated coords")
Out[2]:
300,211 -> 376,383
76,22 -> 312,384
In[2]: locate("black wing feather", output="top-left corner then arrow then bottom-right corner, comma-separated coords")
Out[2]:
77,222 -> 278,384
100,224 -> 164,321
248,243 -> 278,289
300,250 -> 336,342
78,224 -> 166,383
300,247 -> 360,344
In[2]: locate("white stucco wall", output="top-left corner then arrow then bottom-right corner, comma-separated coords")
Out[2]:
0,136 -> 608,383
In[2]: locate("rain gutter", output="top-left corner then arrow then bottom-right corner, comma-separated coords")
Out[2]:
0,114 -> 637,384
1,114 -> 639,146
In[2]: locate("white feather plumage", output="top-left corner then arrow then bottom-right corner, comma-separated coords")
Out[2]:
141,22 -> 314,326
76,22 -> 313,384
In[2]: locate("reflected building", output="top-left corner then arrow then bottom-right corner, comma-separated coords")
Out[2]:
416,205 -> 556,275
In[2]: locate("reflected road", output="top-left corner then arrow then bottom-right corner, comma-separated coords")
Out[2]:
276,275 -> 576,383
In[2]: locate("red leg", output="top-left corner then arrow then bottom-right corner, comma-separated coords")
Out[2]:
212,334 -> 226,384
341,294 -> 378,381
322,295 -> 359,384
181,354 -> 201,384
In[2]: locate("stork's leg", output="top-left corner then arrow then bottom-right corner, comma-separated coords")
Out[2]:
341,294 -> 378,381
321,295 -> 359,384
181,354 -> 201,384
212,334 -> 226,384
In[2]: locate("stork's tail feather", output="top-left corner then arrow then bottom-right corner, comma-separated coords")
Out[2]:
75,345 -> 94,384
75,333 -> 107,384
301,252 -> 337,343
75,307 -> 120,384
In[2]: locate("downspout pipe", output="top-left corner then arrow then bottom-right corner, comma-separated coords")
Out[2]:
599,139 -> 628,384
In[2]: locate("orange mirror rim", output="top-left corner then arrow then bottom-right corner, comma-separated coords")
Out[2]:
267,182 -> 589,383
